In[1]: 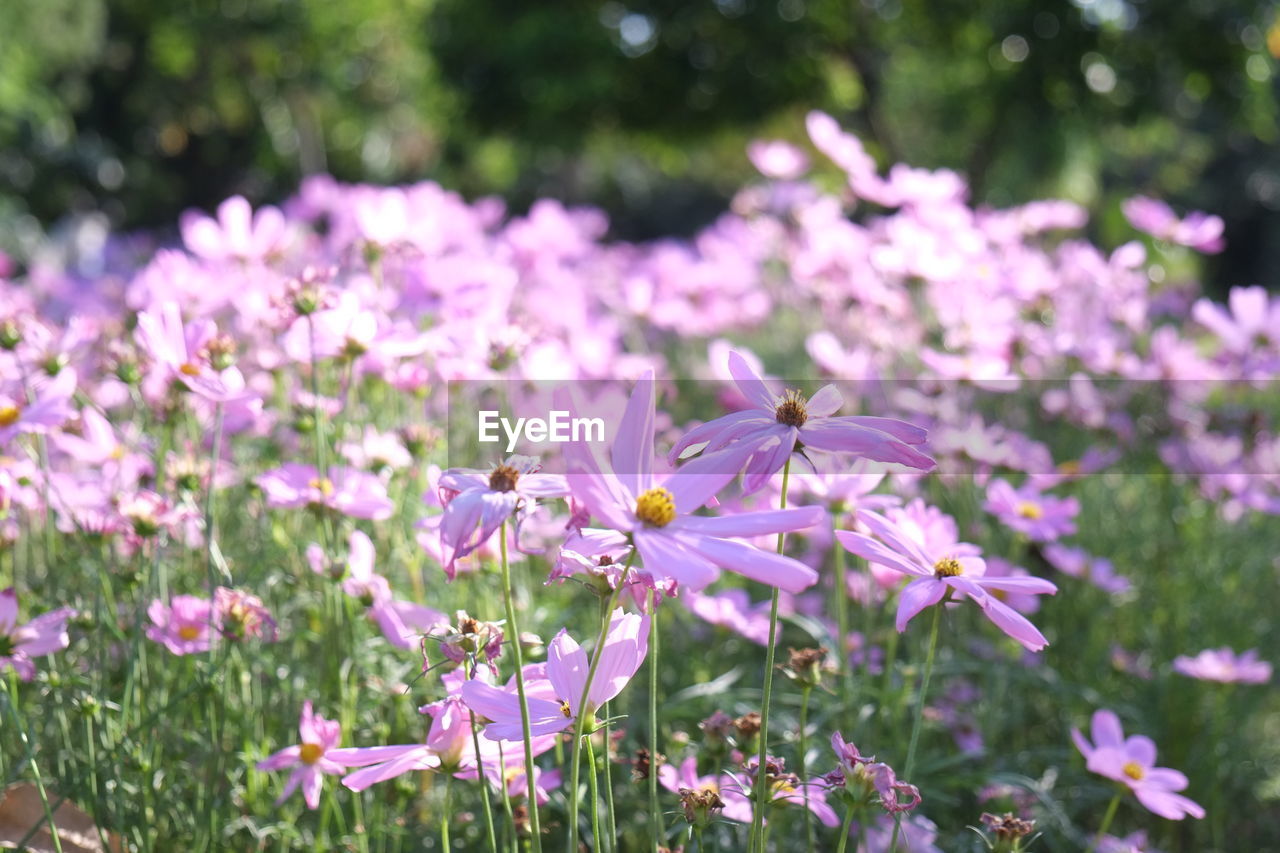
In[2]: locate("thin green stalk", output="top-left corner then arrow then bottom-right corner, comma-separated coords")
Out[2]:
470,711 -> 501,853
602,704 -> 618,852
586,735 -> 602,852
834,806 -> 856,853
499,521 -> 543,852
749,456 -> 791,853
888,599 -> 942,852
3,675 -> 64,853
799,684 -> 814,853
565,550 -> 636,853
648,590 -> 661,852
440,777 -> 452,851
1083,792 -> 1122,853
832,528 -> 852,707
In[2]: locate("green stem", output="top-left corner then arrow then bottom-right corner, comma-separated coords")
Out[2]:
889,599 -> 943,852
749,456 -> 791,853
441,776 -> 452,851
470,711 -> 501,853
835,806 -> 856,853
1084,792 -> 1122,853
499,521 -> 543,853
3,675 -> 64,853
832,526 -> 852,708
565,550 -> 636,853
799,684 -> 814,853
586,735 -> 602,852
648,589 -> 661,852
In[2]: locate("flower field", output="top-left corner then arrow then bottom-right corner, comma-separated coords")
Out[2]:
0,112 -> 1277,852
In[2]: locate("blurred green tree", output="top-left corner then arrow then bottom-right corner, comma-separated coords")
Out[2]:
0,0 -> 1276,288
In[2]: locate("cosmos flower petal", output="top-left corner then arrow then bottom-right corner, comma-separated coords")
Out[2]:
728,350 -> 776,410
612,369 -> 656,496
674,506 -> 824,539
633,529 -> 721,591
547,629 -> 591,715
834,529 -> 930,578
1091,710 -> 1126,750
805,384 -> 843,418
895,577 -> 947,631
1134,787 -> 1205,820
668,410 -> 762,464
680,535 -> 818,593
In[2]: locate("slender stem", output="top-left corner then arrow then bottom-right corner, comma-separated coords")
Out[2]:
1084,792 -> 1122,853
889,599 -> 943,852
498,521 -> 543,852
586,735 -> 602,852
749,456 -> 791,853
440,776 -> 452,851
832,524 -> 852,708
835,806 -> 856,853
648,589 -> 661,852
602,704 -> 618,852
902,601 -> 941,782
566,551 -> 636,853
3,676 -> 64,853
470,711 -> 501,853
799,684 -> 814,853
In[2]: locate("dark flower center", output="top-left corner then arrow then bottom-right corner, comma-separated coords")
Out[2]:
774,389 -> 808,427
488,464 -> 520,492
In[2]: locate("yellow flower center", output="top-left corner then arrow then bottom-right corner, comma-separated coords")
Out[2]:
933,557 -> 964,578
299,742 -> 324,765
774,389 -> 808,427
0,406 -> 20,427
1016,501 -> 1043,520
308,477 -> 335,497
178,625 -> 202,641
634,487 -> 676,528
1122,761 -> 1144,781
179,362 -> 202,376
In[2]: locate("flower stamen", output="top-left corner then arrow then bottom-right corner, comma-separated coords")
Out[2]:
299,742 -> 324,765
488,464 -> 520,492
1122,761 -> 1145,781
635,487 -> 676,527
933,557 -> 964,578
774,389 -> 808,427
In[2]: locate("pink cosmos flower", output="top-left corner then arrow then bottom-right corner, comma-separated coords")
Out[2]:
461,608 -> 648,740
256,463 -> 394,520
338,530 -> 447,649
146,595 -> 214,655
732,755 -> 839,827
836,508 -> 1057,650
0,369 -> 76,446
181,195 -> 289,262
1172,647 -> 1272,684
257,702 -> 370,809
564,372 -> 825,594
1042,544 -> 1130,594
1098,830 -> 1164,853
747,140 -> 810,180
549,528 -> 675,611
1071,709 -> 1205,820
983,478 -> 1079,542
214,587 -> 277,642
682,588 -> 783,646
0,588 -> 77,681
1191,285 -> 1280,356
1122,196 -> 1224,253
134,302 -> 232,401
658,756 -> 753,824
437,455 -> 569,577
669,351 -> 933,493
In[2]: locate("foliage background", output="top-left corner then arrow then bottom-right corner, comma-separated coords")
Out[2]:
2,0 -> 1279,287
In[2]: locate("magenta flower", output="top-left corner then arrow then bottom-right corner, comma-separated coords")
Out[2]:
181,195 -> 289,262
0,369 -> 75,447
339,530 -> 447,648
214,587 -> 277,642
836,508 -> 1057,650
983,478 -> 1079,542
256,463 -> 393,520
1172,647 -> 1272,684
669,351 -> 933,493
1122,196 -> 1224,253
549,528 -> 675,611
1042,544 -> 1130,595
462,608 -> 648,739
134,302 -> 233,401
1191,285 -> 1280,356
146,595 -> 214,655
0,588 -> 76,681
564,372 -> 825,593
1071,710 -> 1205,820
257,702 -> 366,809
824,732 -> 921,815
437,455 -> 568,577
